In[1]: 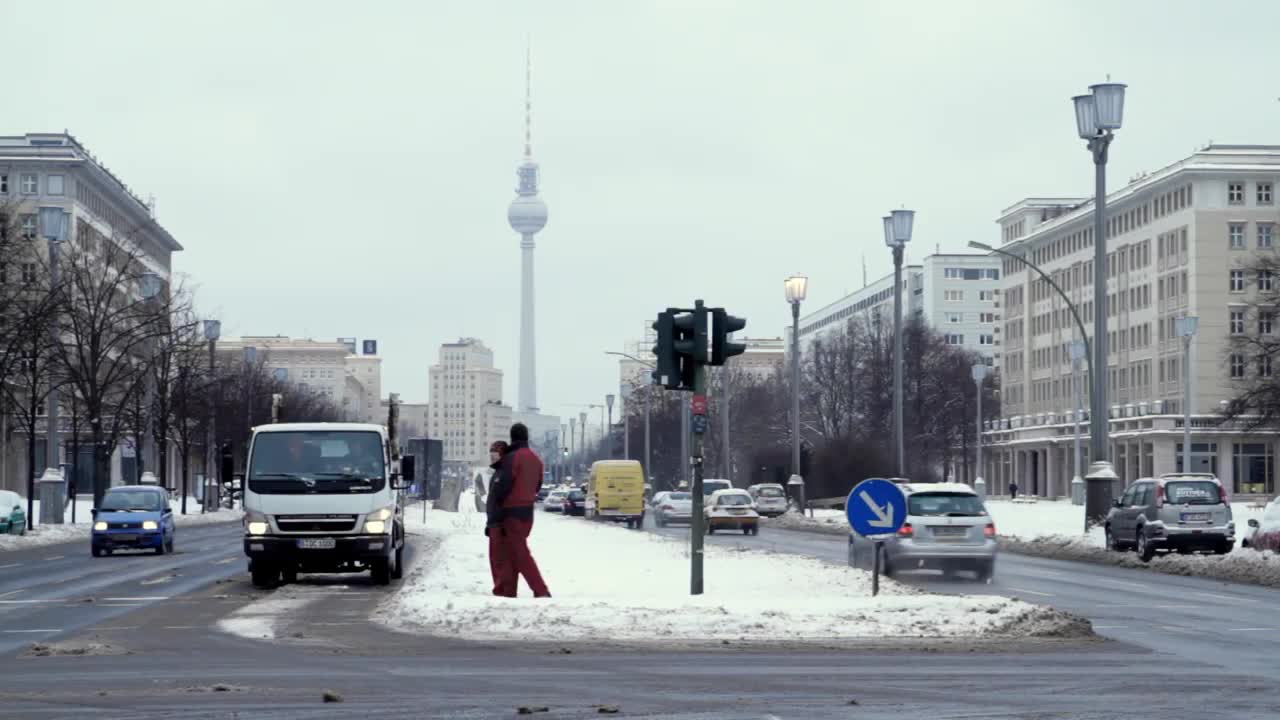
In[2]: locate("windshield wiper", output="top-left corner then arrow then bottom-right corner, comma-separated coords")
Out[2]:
313,472 -> 376,481
252,473 -> 307,480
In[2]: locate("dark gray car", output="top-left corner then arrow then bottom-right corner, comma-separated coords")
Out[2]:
1104,473 -> 1234,561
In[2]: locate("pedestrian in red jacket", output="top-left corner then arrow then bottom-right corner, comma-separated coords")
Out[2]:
486,423 -> 550,598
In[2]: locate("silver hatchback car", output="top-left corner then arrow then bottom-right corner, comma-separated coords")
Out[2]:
847,483 -> 997,581
1104,473 -> 1234,561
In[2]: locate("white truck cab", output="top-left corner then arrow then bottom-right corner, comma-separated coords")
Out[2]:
241,422 -> 414,588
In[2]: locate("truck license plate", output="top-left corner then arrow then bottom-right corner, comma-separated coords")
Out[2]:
297,537 -> 336,549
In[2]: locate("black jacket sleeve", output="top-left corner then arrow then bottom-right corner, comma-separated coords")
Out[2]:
486,457 -> 514,526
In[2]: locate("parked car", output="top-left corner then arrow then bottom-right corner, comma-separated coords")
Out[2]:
653,491 -> 694,527
562,489 -> 586,516
536,487 -> 551,503
705,489 -> 759,535
747,483 -> 788,517
847,482 -> 996,581
1104,473 -> 1234,561
543,490 -> 568,512
0,490 -> 26,536
91,486 -> 175,557
1242,499 -> 1280,552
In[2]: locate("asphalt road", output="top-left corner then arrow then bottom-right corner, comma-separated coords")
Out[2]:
647,519 -> 1280,680
1,511 -> 1279,717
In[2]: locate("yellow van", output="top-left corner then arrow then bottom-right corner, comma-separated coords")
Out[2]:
587,460 -> 646,529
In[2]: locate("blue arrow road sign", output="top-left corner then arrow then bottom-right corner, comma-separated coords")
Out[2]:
846,478 -> 907,537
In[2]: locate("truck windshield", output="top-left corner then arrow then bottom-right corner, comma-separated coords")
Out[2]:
248,431 -> 386,494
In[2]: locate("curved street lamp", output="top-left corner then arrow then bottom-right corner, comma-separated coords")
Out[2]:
884,210 -> 914,476
784,274 -> 807,512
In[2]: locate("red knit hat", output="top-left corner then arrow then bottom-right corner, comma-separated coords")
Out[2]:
489,440 -> 509,454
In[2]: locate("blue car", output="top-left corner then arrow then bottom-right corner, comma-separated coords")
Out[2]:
91,486 -> 175,557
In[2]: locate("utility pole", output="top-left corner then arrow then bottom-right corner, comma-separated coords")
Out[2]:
721,366 -> 731,482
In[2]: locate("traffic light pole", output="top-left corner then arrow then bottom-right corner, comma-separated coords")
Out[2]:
690,362 -> 707,596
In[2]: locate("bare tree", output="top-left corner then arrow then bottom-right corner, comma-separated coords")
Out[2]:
1224,249 -> 1280,428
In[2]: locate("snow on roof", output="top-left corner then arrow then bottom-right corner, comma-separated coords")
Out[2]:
254,422 -> 385,433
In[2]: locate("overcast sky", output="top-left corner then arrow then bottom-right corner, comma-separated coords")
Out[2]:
6,0 -> 1280,420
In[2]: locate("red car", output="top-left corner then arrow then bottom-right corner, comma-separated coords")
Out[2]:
1243,501 -> 1280,553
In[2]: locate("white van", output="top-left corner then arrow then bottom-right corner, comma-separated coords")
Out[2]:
241,423 -> 413,588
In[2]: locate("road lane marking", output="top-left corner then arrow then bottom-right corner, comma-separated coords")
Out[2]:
1091,625 -> 1128,630
161,625 -> 201,630
1227,627 -> 1272,632
213,558 -> 236,565
0,590 -> 25,599
1190,591 -> 1258,603
101,596 -> 169,602
0,563 -> 22,570
3,629 -> 60,634
1160,625 -> 1199,633
1092,577 -> 1154,591
42,555 -> 65,561
98,626 -> 140,631
1153,604 -> 1204,611
0,600 -> 44,604
1008,587 -> 1054,597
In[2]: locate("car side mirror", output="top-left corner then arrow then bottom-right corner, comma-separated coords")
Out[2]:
1248,518 -> 1260,528
1113,499 -> 1123,508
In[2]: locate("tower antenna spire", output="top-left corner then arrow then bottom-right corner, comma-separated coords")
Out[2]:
524,37 -> 533,158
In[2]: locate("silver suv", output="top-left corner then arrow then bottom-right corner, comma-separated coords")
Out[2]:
1104,474 -> 1234,561
847,483 -> 997,582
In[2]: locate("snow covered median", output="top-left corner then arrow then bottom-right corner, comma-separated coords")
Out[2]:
0,497 -> 241,552
375,506 -> 1088,646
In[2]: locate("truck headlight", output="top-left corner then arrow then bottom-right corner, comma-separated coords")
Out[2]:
93,521 -> 107,531
142,520 -> 159,531
364,520 -> 386,535
364,505 -> 394,534
245,510 -> 269,536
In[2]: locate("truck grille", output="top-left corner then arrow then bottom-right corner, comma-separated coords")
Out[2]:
274,515 -> 358,533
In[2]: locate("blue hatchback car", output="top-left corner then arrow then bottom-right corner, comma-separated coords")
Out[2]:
91,487 -> 175,557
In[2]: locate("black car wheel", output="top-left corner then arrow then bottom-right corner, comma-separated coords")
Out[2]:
1137,529 -> 1155,562
251,563 -> 278,589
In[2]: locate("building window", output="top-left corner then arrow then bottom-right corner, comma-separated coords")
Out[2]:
1229,181 -> 1245,204
1230,354 -> 1246,378
20,263 -> 35,284
1262,312 -> 1274,335
1261,223 -> 1276,249
978,290 -> 994,301
1263,355 -> 1274,378
1260,182 -> 1273,205
945,334 -> 964,345
944,268 -> 963,279
945,290 -> 964,302
20,214 -> 36,240
980,312 -> 997,323
1231,310 -> 1246,334
20,174 -> 37,195
0,174 -> 7,194
1262,270 -> 1275,292
1230,223 -> 1246,249
46,174 -> 64,196
1230,270 -> 1245,292
978,334 -> 994,345
946,312 -> 963,323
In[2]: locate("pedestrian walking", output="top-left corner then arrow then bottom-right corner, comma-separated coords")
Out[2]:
1009,481 -> 1019,500
484,441 -> 510,596
487,423 -> 550,598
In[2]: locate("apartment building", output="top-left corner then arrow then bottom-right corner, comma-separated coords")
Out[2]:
217,336 -> 383,424
427,338 -> 513,466
982,145 -> 1280,497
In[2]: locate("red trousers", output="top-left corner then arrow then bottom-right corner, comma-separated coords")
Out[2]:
488,515 -> 550,598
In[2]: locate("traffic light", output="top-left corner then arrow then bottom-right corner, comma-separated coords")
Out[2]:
710,309 -> 747,365
672,305 -> 706,390
651,310 -> 679,389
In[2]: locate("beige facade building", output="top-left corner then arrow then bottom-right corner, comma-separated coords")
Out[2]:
427,338 -> 513,467
217,336 -> 383,424
344,355 -> 383,425
982,145 -> 1280,497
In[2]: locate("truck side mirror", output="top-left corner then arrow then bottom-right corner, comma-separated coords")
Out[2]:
400,456 -> 416,482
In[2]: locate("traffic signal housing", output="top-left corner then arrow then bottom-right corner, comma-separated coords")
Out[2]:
651,310 -> 678,389
711,308 -> 747,365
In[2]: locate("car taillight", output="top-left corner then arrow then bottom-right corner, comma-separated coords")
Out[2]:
984,523 -> 996,538
1219,485 -> 1230,504
661,505 -> 674,511
897,523 -> 913,538
1155,484 -> 1166,508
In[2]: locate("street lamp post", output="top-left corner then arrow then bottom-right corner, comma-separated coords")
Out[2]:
1069,339 -> 1087,505
36,207 -> 69,529
1176,316 -> 1199,473
1073,80 -> 1127,526
884,210 -> 915,477
784,274 -> 808,511
971,364 -> 988,494
138,272 -> 163,487
203,320 -> 220,513
605,394 -> 615,458
568,417 -> 577,479
578,411 -> 587,474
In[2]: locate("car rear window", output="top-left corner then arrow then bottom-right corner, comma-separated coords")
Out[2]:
668,492 -> 690,500
568,490 -> 584,500
1165,481 -> 1220,505
718,494 -> 752,506
757,487 -> 784,497
907,492 -> 986,517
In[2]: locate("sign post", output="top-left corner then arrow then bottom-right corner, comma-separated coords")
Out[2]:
846,478 -> 907,597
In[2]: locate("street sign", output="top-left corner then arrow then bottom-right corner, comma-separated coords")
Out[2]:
846,478 -> 907,537
691,414 -> 708,434
691,394 -> 708,415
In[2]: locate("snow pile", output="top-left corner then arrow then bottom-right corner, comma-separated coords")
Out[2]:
376,506 -> 1082,645
999,533 -> 1280,588
763,509 -> 847,535
0,497 -> 241,551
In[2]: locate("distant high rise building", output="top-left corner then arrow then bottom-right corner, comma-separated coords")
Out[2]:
427,338 -> 513,466
507,46 -> 548,413
215,336 -> 384,424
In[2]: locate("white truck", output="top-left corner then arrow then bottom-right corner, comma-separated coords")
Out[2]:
240,422 -> 414,588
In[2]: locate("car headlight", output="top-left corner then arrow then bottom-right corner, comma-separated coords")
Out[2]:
245,510 -> 269,536
94,521 -> 107,531
364,520 -> 386,534
142,520 -> 159,531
